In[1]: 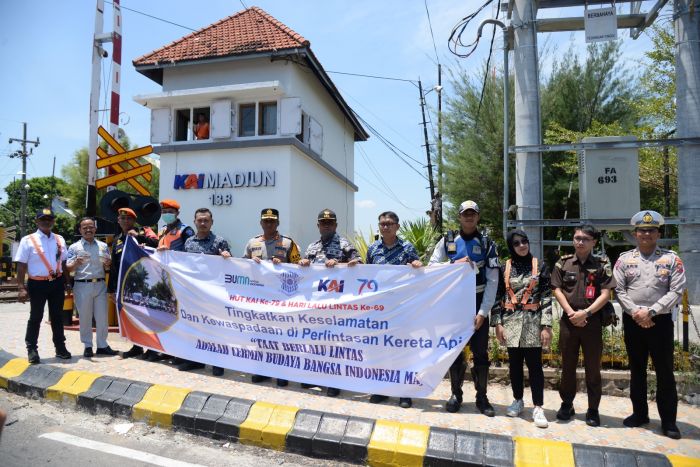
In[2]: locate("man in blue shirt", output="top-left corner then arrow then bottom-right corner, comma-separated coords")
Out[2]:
429,200 -> 499,415
366,211 -> 422,408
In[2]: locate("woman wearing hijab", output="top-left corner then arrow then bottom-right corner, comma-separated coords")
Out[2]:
491,229 -> 552,428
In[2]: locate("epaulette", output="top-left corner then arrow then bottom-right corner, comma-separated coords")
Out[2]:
555,254 -> 574,267
560,254 -> 574,260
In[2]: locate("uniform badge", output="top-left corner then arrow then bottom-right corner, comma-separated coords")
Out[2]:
472,245 -> 482,255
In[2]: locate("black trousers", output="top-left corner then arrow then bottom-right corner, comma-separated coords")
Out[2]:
623,313 -> 677,426
449,294 -> 490,378
508,347 -> 544,406
25,278 -> 66,350
559,316 -> 602,410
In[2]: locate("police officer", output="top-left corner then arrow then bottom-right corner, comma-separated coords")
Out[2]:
429,200 -> 499,415
299,209 -> 361,397
614,211 -> 686,439
110,208 -> 159,359
14,208 -> 71,364
244,208 -> 301,386
551,224 -> 615,427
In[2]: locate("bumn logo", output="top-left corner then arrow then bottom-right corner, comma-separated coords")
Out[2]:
317,279 -> 344,293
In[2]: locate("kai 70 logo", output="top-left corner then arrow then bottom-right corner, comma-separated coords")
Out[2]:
317,279 -> 344,293
357,279 -> 379,294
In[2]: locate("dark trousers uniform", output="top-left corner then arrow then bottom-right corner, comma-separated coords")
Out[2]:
448,293 -> 490,401
25,277 -> 66,350
508,347 -> 545,406
623,313 -> 677,425
559,316 -> 602,410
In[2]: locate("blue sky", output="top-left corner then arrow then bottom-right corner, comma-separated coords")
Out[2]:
0,1 -> 667,232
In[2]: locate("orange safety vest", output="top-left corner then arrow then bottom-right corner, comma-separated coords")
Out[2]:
503,257 -> 539,311
158,224 -> 187,250
28,233 -> 63,280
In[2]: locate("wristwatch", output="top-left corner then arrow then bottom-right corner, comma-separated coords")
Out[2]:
649,308 -> 657,317
585,309 -> 593,319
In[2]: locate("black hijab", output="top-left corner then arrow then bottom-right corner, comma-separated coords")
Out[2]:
506,229 -> 532,265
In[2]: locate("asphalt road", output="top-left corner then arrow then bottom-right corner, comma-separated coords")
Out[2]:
0,392 -> 348,467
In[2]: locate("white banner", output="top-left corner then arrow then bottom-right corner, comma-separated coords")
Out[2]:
117,238 -> 475,397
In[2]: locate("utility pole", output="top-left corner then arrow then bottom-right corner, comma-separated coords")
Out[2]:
437,64 -> 443,232
418,79 -> 436,201
8,122 -> 40,239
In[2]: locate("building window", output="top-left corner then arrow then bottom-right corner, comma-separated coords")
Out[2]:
174,106 -> 210,142
259,102 -> 277,136
296,112 -> 309,144
239,103 -> 256,137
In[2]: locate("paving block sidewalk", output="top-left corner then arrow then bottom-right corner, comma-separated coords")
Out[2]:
1,303 -> 699,464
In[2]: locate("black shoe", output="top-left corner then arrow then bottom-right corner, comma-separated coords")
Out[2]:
369,394 -> 389,404
251,374 -> 270,383
178,361 -> 205,371
121,346 -> 144,359
326,387 -> 340,397
556,403 -> 575,421
445,394 -> 462,413
301,383 -> 316,389
144,350 -> 160,361
56,347 -> 72,360
476,396 -> 495,417
662,423 -> 682,440
276,379 -> 288,387
27,348 -> 40,364
96,346 -> 117,356
399,398 -> 412,409
623,413 -> 650,428
585,409 -> 600,427
83,347 -> 93,358
212,366 -> 224,376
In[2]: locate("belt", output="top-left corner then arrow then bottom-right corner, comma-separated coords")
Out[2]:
74,278 -> 105,283
28,273 -> 63,281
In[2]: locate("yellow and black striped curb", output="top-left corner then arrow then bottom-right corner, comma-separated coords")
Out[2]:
0,349 -> 697,466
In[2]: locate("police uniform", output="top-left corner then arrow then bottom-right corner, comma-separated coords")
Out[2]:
428,200 -> 500,414
304,210 -> 361,264
14,208 -> 70,363
551,249 -> 615,420
244,209 -> 301,263
245,208 -> 300,386
614,210 -> 686,439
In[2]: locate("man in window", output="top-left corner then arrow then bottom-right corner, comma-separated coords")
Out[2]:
194,112 -> 209,140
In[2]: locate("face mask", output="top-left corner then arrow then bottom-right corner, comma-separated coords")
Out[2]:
161,213 -> 177,225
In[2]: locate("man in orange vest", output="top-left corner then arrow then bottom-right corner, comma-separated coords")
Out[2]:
14,208 -> 71,364
157,199 -> 194,253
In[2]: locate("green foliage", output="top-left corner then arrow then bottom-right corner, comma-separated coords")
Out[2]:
350,227 -> 377,263
398,217 -> 439,264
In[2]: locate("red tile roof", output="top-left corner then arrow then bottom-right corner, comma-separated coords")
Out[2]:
133,6 -> 309,66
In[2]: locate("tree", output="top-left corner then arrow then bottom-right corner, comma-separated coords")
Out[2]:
61,131 -> 160,219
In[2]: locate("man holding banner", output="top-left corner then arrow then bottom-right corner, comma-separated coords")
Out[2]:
299,208 -> 361,397
366,210 -> 422,409
429,200 -> 499,416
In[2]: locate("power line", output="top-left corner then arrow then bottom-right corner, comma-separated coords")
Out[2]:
327,70 -> 417,85
424,0 -> 441,65
448,0 -> 495,58
476,1 -> 500,128
104,1 -> 197,32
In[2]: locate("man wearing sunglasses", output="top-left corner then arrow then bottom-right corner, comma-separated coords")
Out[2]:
614,211 -> 686,439
551,224 -> 615,427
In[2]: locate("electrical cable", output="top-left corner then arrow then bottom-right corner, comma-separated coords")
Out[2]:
424,0 -> 441,65
447,0 -> 495,58
104,1 -> 197,31
475,1 -> 500,129
327,70 -> 417,85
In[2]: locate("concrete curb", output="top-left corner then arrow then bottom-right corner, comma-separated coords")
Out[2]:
1,350 -> 698,466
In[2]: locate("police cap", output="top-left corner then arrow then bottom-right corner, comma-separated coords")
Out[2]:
631,210 -> 664,229
36,208 -> 55,219
318,209 -> 337,221
261,208 -> 279,220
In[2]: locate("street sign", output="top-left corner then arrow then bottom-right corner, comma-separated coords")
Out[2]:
585,6 -> 617,43
95,126 -> 153,195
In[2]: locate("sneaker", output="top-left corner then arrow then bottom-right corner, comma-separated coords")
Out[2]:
95,346 -> 117,356
662,423 -> 682,440
399,398 -> 412,409
533,406 -> 549,428
369,394 -> 389,404
623,413 -> 650,428
506,399 -> 524,417
326,387 -> 340,397
55,347 -> 72,360
27,348 -> 40,364
83,347 -> 93,358
476,396 -> 495,417
556,403 -> 575,421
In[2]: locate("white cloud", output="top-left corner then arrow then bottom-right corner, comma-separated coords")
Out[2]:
356,199 -> 377,209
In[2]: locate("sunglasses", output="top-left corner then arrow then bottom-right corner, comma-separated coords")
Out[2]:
512,239 -> 529,247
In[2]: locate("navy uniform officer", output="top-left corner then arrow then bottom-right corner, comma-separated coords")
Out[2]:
109,207 -> 159,359
14,208 -> 71,364
429,200 -> 499,415
614,211 -> 686,439
244,208 -> 301,386
299,209 -> 361,397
